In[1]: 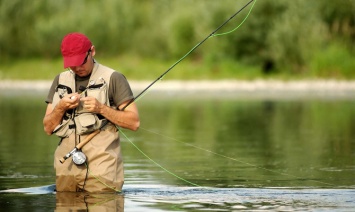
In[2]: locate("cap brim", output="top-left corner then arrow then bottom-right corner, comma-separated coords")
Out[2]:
63,52 -> 87,68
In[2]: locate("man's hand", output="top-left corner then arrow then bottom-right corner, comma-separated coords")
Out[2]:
57,93 -> 81,111
43,93 -> 81,135
80,96 -> 102,114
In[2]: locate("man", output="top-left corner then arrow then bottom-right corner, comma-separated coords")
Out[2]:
43,32 -> 140,192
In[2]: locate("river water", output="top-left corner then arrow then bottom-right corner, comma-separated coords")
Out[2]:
0,86 -> 354,211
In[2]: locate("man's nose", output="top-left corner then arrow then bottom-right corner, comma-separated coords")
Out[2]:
71,67 -> 82,72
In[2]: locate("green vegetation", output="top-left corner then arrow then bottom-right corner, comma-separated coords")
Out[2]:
0,54 -> 261,80
0,0 -> 354,80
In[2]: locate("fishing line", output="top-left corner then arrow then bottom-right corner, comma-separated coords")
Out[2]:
85,163 -> 122,192
89,194 -> 122,208
212,0 -> 256,37
137,126 -> 335,187
118,0 -> 332,188
119,128 -> 204,188
122,0 -> 256,110
117,0 -> 258,188
61,0 -> 256,189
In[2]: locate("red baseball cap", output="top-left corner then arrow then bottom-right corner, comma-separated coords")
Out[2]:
61,32 -> 92,68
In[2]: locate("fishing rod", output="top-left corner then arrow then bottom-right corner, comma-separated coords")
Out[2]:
122,0 -> 255,110
60,0 -> 255,165
60,0 -> 256,162
59,0 -> 256,191
115,0 -> 257,188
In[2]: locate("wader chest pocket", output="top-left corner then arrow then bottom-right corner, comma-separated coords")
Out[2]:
75,113 -> 99,135
56,84 -> 72,98
53,119 -> 74,138
87,83 -> 107,104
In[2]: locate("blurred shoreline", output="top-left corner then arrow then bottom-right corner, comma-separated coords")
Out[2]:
1,80 -> 355,99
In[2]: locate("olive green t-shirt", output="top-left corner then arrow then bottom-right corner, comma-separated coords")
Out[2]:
45,69 -> 134,108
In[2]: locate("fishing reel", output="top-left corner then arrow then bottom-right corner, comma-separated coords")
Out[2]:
59,130 -> 101,165
72,151 -> 87,165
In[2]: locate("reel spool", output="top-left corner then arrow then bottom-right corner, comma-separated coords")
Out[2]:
72,151 -> 87,165
59,130 -> 100,165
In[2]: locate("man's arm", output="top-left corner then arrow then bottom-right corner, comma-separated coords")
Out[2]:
43,93 -> 81,135
80,97 -> 140,131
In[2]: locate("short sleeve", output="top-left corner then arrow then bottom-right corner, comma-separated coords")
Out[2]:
108,71 -> 134,108
45,74 -> 60,104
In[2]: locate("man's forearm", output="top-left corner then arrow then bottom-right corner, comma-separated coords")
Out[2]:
99,104 -> 140,131
43,105 -> 66,135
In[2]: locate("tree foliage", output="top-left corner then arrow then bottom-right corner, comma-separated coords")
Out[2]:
0,0 -> 354,75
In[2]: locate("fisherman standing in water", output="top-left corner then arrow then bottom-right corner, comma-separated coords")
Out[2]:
43,32 -> 140,192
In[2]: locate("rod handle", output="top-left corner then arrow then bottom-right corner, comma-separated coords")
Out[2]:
59,155 -> 69,164
76,130 -> 100,150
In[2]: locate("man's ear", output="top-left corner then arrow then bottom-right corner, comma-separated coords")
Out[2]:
91,46 -> 96,57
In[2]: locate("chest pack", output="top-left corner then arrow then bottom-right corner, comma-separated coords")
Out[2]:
52,63 -> 115,138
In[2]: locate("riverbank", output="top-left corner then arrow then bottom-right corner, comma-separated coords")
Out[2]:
1,79 -> 355,99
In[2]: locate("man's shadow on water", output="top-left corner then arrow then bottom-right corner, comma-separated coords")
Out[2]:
55,192 -> 124,212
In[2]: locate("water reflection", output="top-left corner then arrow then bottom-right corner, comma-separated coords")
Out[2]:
122,95 -> 355,188
56,192 -> 124,211
1,184 -> 354,211
0,90 -> 354,211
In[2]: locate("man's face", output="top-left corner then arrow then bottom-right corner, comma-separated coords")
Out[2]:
69,48 -> 95,77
